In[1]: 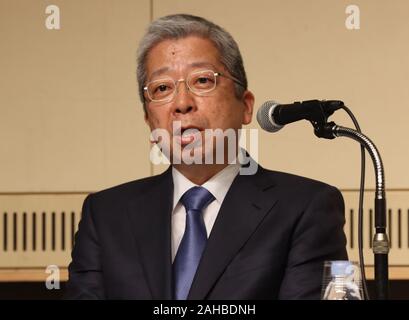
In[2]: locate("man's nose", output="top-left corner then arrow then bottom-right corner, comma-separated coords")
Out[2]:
172,80 -> 196,114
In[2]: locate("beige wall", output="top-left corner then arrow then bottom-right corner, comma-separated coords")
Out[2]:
0,0 -> 151,192
1,0 -> 408,192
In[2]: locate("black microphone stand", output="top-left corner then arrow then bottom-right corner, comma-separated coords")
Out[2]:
307,101 -> 389,300
320,123 -> 389,299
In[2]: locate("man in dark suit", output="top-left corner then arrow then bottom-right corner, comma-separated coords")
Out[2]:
65,14 -> 347,300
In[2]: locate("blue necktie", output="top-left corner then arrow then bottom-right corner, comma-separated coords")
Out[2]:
173,186 -> 215,300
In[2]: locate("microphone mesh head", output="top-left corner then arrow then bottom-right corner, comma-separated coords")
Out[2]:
256,100 -> 283,132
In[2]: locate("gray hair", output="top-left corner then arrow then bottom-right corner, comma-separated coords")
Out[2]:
136,14 -> 248,111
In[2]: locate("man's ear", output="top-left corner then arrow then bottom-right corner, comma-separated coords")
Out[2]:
242,90 -> 255,125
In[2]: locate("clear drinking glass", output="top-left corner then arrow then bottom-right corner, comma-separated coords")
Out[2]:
321,260 -> 363,300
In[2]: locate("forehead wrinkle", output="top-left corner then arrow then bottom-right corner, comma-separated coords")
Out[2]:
148,62 -> 220,81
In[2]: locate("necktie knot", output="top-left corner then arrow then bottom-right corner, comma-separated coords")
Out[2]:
180,186 -> 215,212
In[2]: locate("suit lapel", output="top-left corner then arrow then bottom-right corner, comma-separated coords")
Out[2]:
126,168 -> 173,299
188,167 -> 278,299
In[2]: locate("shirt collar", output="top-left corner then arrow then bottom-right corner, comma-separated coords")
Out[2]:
172,163 -> 240,211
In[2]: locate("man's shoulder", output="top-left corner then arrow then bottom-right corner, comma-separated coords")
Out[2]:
88,169 -> 171,203
258,166 -> 340,194
255,167 -> 344,209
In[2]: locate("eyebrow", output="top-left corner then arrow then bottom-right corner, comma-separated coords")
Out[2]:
149,62 -> 218,80
149,66 -> 170,79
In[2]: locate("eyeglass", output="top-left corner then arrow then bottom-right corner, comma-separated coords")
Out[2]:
143,69 -> 245,103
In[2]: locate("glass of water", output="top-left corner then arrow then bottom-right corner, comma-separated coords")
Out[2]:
321,260 -> 363,300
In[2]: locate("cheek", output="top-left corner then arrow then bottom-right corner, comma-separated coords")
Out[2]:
210,100 -> 243,127
204,104 -> 224,126
145,111 -> 163,129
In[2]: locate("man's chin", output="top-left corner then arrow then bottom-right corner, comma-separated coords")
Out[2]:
170,145 -> 207,165
169,146 -> 235,166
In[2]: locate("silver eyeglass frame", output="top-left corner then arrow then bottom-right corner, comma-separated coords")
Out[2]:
143,69 -> 245,103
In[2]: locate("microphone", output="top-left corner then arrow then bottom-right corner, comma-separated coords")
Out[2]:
257,99 -> 344,132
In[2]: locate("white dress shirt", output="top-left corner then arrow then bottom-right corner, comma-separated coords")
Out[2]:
171,164 -> 240,262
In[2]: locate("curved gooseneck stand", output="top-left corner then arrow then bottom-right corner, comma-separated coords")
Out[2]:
309,103 -> 389,300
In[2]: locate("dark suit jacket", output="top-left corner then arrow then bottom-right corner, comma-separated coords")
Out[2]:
65,164 -> 347,299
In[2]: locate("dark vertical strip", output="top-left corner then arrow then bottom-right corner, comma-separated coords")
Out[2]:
13,212 -> 17,251
397,209 -> 402,249
51,212 -> 56,251
388,209 -> 392,249
350,209 -> 354,249
32,212 -> 36,251
22,212 -> 27,251
42,212 -> 46,251
3,213 -> 7,251
61,212 -> 65,251
369,209 -> 373,249
406,209 -> 409,248
71,211 -> 75,249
